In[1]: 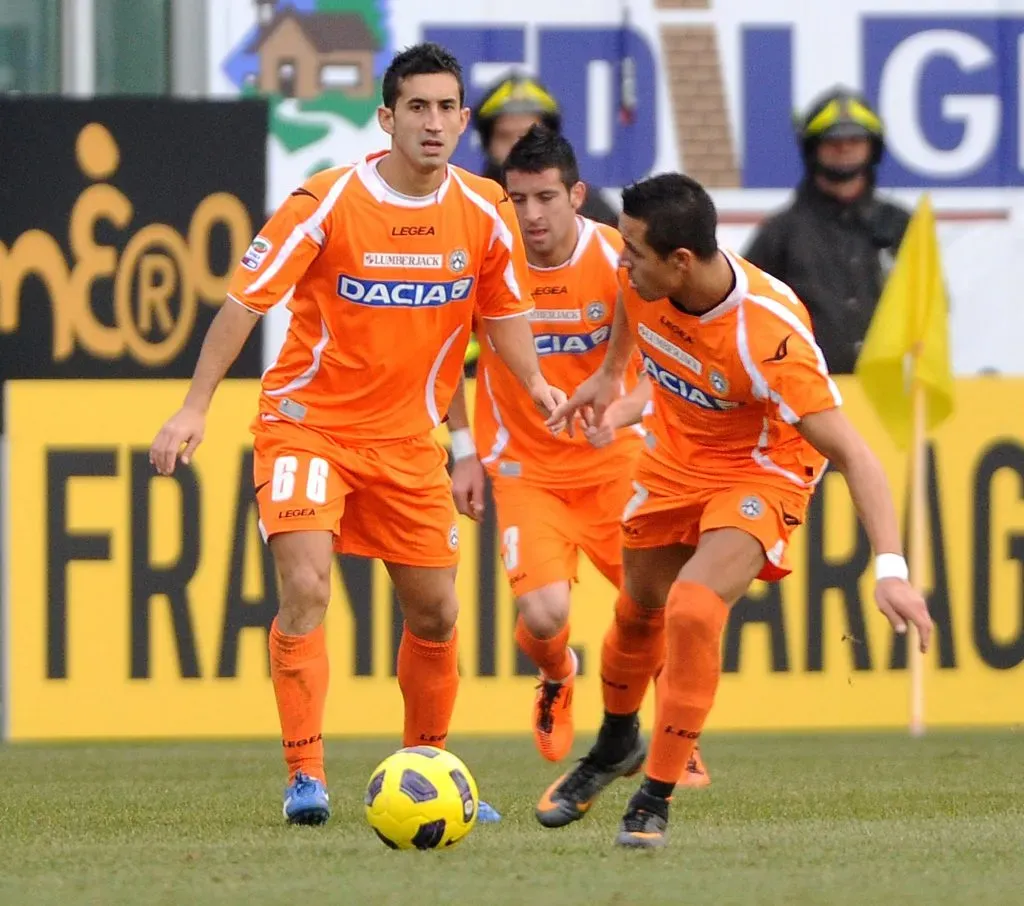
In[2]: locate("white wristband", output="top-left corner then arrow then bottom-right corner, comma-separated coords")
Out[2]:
875,553 -> 909,582
450,428 -> 476,462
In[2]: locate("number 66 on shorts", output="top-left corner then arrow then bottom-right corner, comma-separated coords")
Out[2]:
252,419 -> 462,567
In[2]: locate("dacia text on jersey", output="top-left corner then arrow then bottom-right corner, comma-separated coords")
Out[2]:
337,275 -> 475,307
535,326 -> 610,356
641,354 -> 738,411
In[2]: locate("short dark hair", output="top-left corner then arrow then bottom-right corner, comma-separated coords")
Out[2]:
382,43 -> 465,109
502,124 -> 580,189
621,173 -> 718,260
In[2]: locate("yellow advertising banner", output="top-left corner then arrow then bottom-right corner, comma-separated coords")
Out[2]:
4,377 -> 1023,740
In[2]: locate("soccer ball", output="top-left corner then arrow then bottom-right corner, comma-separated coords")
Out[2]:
364,746 -> 479,850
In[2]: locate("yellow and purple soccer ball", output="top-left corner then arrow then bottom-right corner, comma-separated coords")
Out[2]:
364,746 -> 479,850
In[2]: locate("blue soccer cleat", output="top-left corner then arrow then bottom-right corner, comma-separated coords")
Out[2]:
283,772 -> 330,825
477,800 -> 502,823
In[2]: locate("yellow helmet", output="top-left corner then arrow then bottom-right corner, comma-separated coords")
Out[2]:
797,86 -> 885,172
473,72 -> 562,150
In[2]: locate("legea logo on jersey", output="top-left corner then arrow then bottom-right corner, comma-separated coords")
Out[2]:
337,275 -> 475,307
534,326 -> 610,356
642,355 -> 737,411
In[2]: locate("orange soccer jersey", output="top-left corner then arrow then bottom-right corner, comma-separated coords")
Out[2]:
622,249 -> 841,488
619,250 -> 843,578
227,151 -> 533,444
474,217 -> 643,488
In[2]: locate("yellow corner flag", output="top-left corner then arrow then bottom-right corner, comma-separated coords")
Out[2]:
854,194 -> 955,450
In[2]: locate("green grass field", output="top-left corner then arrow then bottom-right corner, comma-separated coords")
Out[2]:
0,731 -> 1021,905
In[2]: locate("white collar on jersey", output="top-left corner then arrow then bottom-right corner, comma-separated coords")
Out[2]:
692,248 -> 749,323
356,151 -> 453,208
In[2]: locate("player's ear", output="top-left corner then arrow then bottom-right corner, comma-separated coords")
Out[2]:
377,105 -> 395,137
459,106 -> 470,135
669,247 -> 693,275
569,180 -> 586,211
663,245 -> 688,274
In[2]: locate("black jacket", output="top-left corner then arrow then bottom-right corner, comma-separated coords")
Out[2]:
482,160 -> 619,227
743,180 -> 910,374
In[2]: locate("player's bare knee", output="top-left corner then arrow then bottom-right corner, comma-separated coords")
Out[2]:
278,560 -> 331,626
270,532 -> 333,633
516,584 -> 570,638
681,530 -> 763,605
403,596 -> 458,641
388,563 -> 459,641
622,545 -> 690,610
623,568 -> 671,612
281,561 -> 330,604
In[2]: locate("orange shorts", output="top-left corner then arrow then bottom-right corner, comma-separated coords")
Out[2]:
252,419 -> 459,568
489,471 -> 635,596
621,453 -> 811,582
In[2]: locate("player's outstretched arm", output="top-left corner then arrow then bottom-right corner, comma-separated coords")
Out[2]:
149,300 -> 259,476
485,314 -> 565,420
150,180 -> 329,477
447,375 -> 486,521
798,407 -> 933,651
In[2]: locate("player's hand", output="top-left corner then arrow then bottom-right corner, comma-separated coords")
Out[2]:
527,378 -> 568,429
451,455 -> 486,522
584,398 -> 628,448
584,422 -> 615,448
149,405 -> 206,476
875,578 -> 933,652
546,369 -> 619,438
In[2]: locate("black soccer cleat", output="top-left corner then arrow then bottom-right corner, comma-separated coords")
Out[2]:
614,788 -> 669,849
535,733 -> 646,828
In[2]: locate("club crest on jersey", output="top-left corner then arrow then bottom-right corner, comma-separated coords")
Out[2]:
535,326 -> 610,356
740,495 -> 764,519
641,355 -> 737,411
709,370 -> 729,394
337,275 -> 475,307
448,248 -> 469,273
241,235 -> 272,271
585,301 -> 607,322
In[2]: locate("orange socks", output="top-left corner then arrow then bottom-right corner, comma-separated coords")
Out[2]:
646,581 -> 729,784
600,591 -> 666,715
269,618 -> 329,783
397,624 -> 460,748
515,616 -> 573,681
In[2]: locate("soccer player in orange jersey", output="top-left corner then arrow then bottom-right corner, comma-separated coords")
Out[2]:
148,43 -> 564,826
445,126 -> 685,769
536,173 -> 933,848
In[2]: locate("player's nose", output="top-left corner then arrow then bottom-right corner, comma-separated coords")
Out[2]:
424,108 -> 444,131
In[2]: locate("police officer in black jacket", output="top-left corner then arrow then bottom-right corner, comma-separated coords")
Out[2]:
472,72 -> 618,228
744,87 -> 911,374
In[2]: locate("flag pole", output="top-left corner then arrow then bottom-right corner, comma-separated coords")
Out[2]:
908,367 -> 927,737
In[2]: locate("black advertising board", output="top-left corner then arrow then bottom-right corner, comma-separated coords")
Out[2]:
0,98 -> 268,404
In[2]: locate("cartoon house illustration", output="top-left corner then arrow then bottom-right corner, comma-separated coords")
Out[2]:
247,1 -> 380,100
